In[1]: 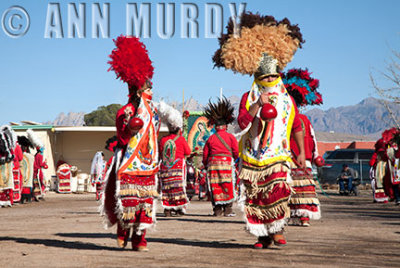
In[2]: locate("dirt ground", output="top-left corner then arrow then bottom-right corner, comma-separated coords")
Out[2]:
1,190 -> 399,268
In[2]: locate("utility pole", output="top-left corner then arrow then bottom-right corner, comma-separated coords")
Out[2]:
220,87 -> 223,99
182,88 -> 185,114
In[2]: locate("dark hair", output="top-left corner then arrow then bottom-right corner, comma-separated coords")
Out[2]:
342,164 -> 348,168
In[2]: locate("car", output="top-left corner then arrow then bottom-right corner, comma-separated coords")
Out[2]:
317,149 -> 374,184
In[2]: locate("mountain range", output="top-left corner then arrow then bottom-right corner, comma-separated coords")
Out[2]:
46,97 -> 399,138
305,97 -> 399,138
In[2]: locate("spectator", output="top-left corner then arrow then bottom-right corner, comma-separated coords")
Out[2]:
338,164 -> 356,195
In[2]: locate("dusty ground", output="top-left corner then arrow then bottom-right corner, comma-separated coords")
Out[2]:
1,190 -> 399,268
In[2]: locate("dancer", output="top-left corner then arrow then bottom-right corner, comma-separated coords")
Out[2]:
12,140 -> 23,203
158,101 -> 191,217
282,68 -> 323,226
101,35 -> 159,252
0,126 -> 17,207
212,12 -> 306,249
18,136 -> 35,204
90,151 -> 106,200
33,146 -> 48,200
202,97 -> 239,217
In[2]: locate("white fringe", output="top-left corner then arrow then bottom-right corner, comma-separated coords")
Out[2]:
0,200 -> 12,207
245,218 -> 287,237
375,196 -> 389,203
291,208 -> 321,220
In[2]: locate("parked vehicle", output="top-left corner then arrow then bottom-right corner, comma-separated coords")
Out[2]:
317,149 -> 374,184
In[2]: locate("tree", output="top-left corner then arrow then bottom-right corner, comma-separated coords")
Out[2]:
370,49 -> 400,128
84,104 -> 122,126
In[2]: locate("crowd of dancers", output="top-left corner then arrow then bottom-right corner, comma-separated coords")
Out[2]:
98,11 -> 327,252
0,128 -> 48,207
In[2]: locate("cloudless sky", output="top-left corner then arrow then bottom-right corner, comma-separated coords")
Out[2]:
1,0 -> 399,125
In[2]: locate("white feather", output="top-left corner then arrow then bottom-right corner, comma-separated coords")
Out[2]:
156,101 -> 183,130
1,125 -> 17,149
27,129 -> 43,148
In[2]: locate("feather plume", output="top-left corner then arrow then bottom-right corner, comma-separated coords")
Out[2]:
105,136 -> 118,152
203,97 -> 235,126
18,136 -> 33,149
108,35 -> 154,89
282,68 -> 323,107
212,12 -> 304,75
0,125 -> 16,164
27,129 -> 43,148
156,101 -> 183,132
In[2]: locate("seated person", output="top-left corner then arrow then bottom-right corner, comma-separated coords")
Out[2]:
338,164 -> 356,195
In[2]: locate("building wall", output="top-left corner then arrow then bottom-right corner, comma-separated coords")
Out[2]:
317,141 -> 375,157
53,131 -> 116,175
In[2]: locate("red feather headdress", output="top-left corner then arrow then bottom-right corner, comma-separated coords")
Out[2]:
108,35 -> 154,90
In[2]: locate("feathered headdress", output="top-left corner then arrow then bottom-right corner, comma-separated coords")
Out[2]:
18,136 -> 34,152
0,125 -> 17,164
282,68 -> 323,107
105,136 -> 118,152
156,101 -> 183,132
212,12 -> 304,76
108,35 -> 154,90
203,97 -> 235,126
27,129 -> 43,149
382,127 -> 400,145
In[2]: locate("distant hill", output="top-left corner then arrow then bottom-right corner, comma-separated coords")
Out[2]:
45,97 -> 400,138
305,97 -> 400,137
45,112 -> 85,126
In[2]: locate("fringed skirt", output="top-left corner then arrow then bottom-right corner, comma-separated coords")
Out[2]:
32,175 -> 43,198
159,159 -> 188,210
57,166 -> 71,194
101,150 -> 158,234
0,162 -> 14,207
118,173 -> 158,232
289,167 -> 321,220
240,161 -> 292,237
207,155 -> 235,205
12,169 -> 22,203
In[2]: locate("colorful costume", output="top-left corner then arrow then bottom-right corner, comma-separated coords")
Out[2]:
0,126 -> 17,207
381,129 -> 400,204
57,163 -> 72,193
157,101 -> 191,216
213,12 -> 305,248
11,143 -> 23,203
33,149 -> 48,199
369,140 -> 389,203
202,98 -> 239,216
101,35 -> 158,251
90,151 -> 106,200
282,69 -> 323,226
18,135 -> 35,203
159,134 -> 191,214
289,114 -> 321,225
21,152 -> 35,202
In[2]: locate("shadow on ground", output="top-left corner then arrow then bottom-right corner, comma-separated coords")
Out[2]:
0,236 -> 121,251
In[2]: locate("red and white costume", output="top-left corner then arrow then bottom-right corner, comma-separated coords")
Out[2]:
238,78 -> 303,236
203,126 -> 239,214
159,134 -> 191,211
289,114 -> 321,223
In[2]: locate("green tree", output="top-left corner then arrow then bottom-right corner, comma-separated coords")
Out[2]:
84,104 -> 122,126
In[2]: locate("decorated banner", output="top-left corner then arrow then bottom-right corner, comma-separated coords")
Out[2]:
183,111 -> 215,153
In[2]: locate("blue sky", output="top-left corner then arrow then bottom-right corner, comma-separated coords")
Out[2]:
1,0 -> 399,125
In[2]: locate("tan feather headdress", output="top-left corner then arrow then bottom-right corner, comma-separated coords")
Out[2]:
212,12 -> 304,77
